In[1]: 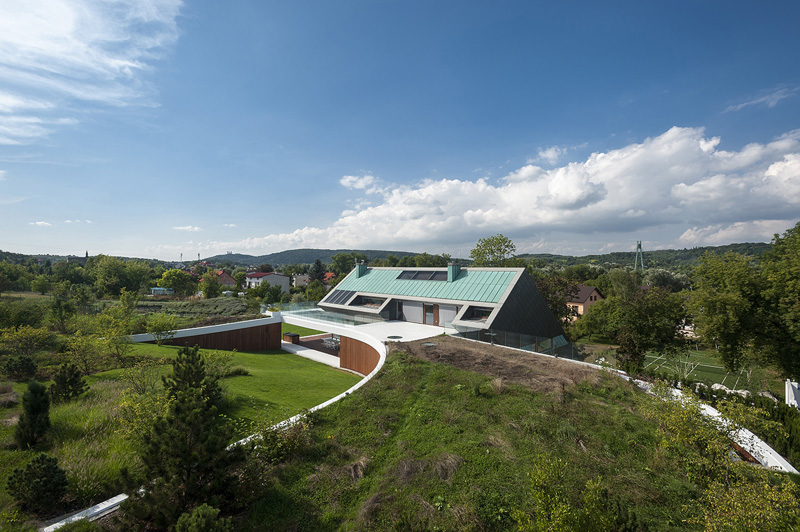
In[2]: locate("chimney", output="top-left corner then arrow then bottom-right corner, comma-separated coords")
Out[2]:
447,262 -> 460,282
356,260 -> 368,278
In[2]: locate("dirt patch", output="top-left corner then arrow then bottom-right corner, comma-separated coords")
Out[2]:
400,335 -> 601,393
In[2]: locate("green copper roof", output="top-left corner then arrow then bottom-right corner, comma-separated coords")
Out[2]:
332,268 -> 517,303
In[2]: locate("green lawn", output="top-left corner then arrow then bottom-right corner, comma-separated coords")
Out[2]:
281,322 -> 325,337
220,349 -> 361,436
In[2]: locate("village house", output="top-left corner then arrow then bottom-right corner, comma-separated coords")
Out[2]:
245,272 -> 291,293
568,284 -> 604,317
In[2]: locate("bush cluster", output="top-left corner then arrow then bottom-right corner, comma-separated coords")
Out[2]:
6,453 -> 68,514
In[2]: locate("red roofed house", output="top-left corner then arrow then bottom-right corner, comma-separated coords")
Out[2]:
215,270 -> 237,288
245,272 -> 290,294
568,284 -> 604,317
323,272 -> 337,284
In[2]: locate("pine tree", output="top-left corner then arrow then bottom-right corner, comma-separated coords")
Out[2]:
14,381 -> 51,449
6,453 -> 68,514
49,363 -> 88,403
163,345 -> 222,408
121,346 -> 241,529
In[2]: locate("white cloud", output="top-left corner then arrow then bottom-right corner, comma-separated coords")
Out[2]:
0,0 -> 182,144
173,225 -> 202,232
724,85 -> 799,113
149,126 -> 800,257
340,174 -> 377,190
536,146 -> 566,165
222,223 -> 236,228
678,220 -> 798,246
29,221 -> 52,226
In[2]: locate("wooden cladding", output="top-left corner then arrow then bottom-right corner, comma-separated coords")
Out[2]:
340,336 -> 380,375
167,322 -> 281,351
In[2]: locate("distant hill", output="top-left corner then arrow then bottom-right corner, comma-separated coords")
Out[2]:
2,242 -> 773,271
203,248 -> 420,267
519,242 -> 772,271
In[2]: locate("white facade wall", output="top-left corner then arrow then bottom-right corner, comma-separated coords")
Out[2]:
246,273 -> 290,293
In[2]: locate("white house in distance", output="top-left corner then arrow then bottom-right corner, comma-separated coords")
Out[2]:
245,272 -> 291,293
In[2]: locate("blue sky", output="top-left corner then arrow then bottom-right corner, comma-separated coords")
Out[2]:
1,1 -> 799,261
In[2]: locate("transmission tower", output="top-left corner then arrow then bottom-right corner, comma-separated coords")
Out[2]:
634,241 -> 645,273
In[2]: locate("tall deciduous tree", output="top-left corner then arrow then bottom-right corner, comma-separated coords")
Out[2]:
530,272 -> 580,332
691,222 -> 800,379
159,269 -> 198,297
470,234 -> 524,267
577,288 -> 686,373
200,273 -> 222,299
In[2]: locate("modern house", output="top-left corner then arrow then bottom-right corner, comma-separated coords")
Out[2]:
568,284 -> 604,317
245,272 -> 291,293
319,263 -> 565,341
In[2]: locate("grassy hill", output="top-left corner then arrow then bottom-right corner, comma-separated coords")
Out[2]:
233,337 -> 717,531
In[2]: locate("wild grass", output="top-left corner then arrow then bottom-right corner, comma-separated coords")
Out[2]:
0,343 -> 361,524
236,350 -> 702,531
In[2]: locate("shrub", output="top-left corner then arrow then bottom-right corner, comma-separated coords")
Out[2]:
174,504 -> 233,532
146,312 -> 178,346
6,454 -> 68,514
49,363 -> 88,403
14,380 -> 50,449
121,357 -> 165,395
247,414 -> 314,465
3,355 -> 37,381
0,381 -> 19,407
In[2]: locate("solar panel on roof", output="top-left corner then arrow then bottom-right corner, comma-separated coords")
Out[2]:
326,289 -> 355,305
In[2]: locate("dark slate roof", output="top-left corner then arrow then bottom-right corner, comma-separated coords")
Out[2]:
569,284 -> 603,304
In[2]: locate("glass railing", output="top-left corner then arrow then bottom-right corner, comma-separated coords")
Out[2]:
278,305 -> 385,327
451,325 -> 583,361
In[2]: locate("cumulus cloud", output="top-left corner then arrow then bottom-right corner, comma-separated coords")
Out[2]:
151,126 -> 800,257
222,223 -> 236,228
724,85 -> 799,113
29,221 -> 52,226
339,174 -> 385,195
0,0 -> 182,144
679,220 -> 797,246
536,146 -> 566,165
173,225 -> 202,232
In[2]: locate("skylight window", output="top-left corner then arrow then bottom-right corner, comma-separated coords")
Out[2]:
396,270 -> 448,281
